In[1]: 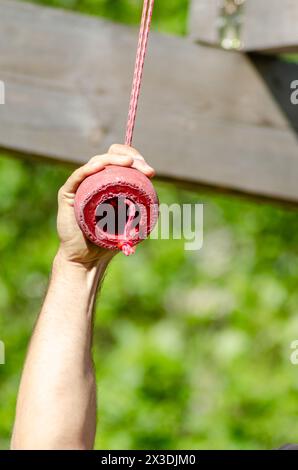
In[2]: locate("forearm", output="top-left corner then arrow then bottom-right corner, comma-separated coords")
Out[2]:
11,250 -> 109,450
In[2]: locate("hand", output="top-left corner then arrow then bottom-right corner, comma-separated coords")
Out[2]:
56,144 -> 155,267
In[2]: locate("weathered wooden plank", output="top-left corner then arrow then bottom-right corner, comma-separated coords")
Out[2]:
189,0 -> 298,53
0,0 -> 297,204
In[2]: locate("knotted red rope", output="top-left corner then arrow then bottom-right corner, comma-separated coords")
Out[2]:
117,198 -> 137,256
74,0 -> 159,256
118,0 -> 155,255
125,0 -> 155,146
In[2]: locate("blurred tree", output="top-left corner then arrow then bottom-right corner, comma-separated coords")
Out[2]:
25,0 -> 189,35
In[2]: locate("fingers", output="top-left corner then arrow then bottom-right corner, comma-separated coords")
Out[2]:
108,144 -> 140,158
88,153 -> 133,168
62,154 -> 133,194
109,143 -> 155,178
61,143 -> 156,196
131,157 -> 155,177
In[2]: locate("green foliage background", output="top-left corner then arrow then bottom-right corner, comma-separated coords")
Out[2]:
0,0 -> 298,450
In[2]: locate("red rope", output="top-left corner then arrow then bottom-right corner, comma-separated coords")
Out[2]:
125,0 -> 155,146
117,199 -> 137,256
119,0 -> 155,256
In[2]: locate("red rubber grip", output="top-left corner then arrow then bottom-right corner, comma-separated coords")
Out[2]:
74,166 -> 159,253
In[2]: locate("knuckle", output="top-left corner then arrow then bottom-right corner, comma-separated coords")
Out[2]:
129,146 -> 142,156
134,155 -> 145,161
58,186 -> 65,200
108,143 -> 120,153
76,166 -> 89,178
72,168 -> 81,178
89,155 -> 101,163
89,154 -> 107,164
98,156 -> 110,165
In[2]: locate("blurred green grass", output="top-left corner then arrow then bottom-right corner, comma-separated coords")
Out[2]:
24,0 -> 189,35
0,0 -> 298,450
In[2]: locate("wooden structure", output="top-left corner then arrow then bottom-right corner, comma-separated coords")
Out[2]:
0,0 -> 297,204
190,0 -> 298,53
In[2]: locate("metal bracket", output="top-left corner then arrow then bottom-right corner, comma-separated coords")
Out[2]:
218,0 -> 246,50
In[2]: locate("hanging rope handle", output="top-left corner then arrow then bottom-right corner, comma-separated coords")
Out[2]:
125,0 -> 155,146
118,0 -> 155,256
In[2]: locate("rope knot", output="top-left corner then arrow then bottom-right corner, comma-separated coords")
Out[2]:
117,240 -> 136,257
117,198 -> 137,256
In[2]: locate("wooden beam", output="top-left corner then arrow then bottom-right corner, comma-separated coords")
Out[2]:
189,0 -> 298,54
0,1 -> 297,204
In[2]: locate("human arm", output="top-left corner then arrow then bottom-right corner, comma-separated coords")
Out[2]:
11,145 -> 155,450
